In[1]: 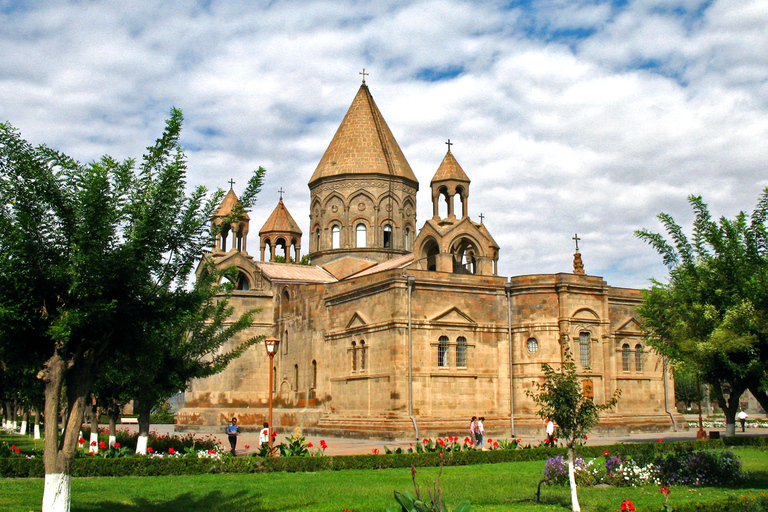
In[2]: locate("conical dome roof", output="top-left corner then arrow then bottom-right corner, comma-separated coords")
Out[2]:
215,189 -> 250,220
259,198 -> 302,236
431,150 -> 470,185
308,84 -> 417,186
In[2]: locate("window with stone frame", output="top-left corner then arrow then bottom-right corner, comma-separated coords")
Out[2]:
635,344 -> 643,372
315,228 -> 321,251
360,340 -> 367,370
622,343 -> 631,372
356,223 -> 367,248
579,331 -> 591,367
438,336 -> 450,367
332,225 -> 340,249
311,360 -> 317,389
456,336 -> 467,367
405,227 -> 410,251
294,364 -> 299,390
351,341 -> 357,372
383,224 -> 393,249
283,329 -> 288,355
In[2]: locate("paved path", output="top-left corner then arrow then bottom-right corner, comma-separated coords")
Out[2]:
120,419 -> 768,457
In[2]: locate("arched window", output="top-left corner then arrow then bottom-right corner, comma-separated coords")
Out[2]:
405,227 -> 411,251
236,272 -> 250,290
332,225 -> 340,249
351,341 -> 357,372
424,239 -> 439,271
360,340 -> 366,370
283,330 -> 288,355
438,336 -> 449,367
622,343 -> 631,372
315,228 -> 321,251
635,344 -> 643,372
579,332 -> 591,367
294,364 -> 299,390
311,360 -> 317,389
356,223 -> 367,248
456,336 -> 467,367
220,225 -> 230,251
383,224 -> 392,249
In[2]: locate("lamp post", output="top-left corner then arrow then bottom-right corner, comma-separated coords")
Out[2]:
264,336 -> 280,451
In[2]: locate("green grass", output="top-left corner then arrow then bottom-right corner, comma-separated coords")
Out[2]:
1,444 -> 766,512
0,433 -> 44,454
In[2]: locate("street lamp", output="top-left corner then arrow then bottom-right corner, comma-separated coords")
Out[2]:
264,336 -> 280,451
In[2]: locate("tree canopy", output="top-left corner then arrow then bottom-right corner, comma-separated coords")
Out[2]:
636,191 -> 768,434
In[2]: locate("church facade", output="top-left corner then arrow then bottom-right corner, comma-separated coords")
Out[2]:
176,83 -> 680,438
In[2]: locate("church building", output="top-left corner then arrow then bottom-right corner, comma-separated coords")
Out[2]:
176,81 -> 680,438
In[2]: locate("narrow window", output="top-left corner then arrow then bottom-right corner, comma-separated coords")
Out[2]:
351,341 -> 357,372
622,343 -> 631,372
635,344 -> 643,372
360,340 -> 366,370
438,336 -> 449,368
356,223 -> 367,248
283,330 -> 288,355
579,332 -> 591,367
383,224 -> 392,249
405,227 -> 410,251
315,228 -> 321,251
332,225 -> 340,249
456,336 -> 467,367
311,360 -> 317,389
294,364 -> 299,390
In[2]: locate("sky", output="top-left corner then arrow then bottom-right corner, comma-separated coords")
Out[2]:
1,0 -> 766,289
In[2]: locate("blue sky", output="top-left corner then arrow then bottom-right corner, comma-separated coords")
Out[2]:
1,0 -> 766,288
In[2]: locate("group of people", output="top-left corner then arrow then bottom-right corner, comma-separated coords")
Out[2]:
225,417 -> 271,456
469,416 -> 486,448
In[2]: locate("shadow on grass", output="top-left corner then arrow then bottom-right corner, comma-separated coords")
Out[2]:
78,489 -> 305,512
746,470 -> 768,488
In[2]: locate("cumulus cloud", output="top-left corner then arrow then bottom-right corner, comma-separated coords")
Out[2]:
1,0 -> 766,289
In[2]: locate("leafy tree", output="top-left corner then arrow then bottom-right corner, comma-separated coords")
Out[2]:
0,109 -> 263,511
527,346 -> 619,512
636,192 -> 768,435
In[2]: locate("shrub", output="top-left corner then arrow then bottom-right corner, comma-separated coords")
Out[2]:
655,449 -> 744,486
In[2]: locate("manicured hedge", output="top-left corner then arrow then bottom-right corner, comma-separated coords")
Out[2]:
0,437 -> 761,479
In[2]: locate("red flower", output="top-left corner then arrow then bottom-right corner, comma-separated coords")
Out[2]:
272,431 -> 277,438
423,438 -> 429,444
10,445 -> 15,450
488,438 -> 493,444
146,447 -> 154,453
78,438 -> 85,444
372,448 -> 379,454
464,437 -> 470,443
99,442 -> 107,450
438,438 -> 445,446
658,438 -> 663,442
493,442 -> 499,448
660,486 -> 671,498
14,448 -> 21,454
244,445 -> 250,449
114,443 -> 121,448
90,440 -> 97,446
602,450 -> 610,456
308,442 -> 314,448
516,438 -> 522,443
620,500 -> 636,511
584,435 -> 588,440
320,440 -> 327,449
168,447 -> 176,454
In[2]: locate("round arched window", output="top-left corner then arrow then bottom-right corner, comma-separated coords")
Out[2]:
527,337 -> 539,354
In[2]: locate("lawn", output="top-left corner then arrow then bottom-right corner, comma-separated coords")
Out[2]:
1,444 -> 766,512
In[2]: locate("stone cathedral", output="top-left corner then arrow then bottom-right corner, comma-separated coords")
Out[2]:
176,82 -> 680,438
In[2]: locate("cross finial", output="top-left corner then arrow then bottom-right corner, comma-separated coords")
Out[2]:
278,187 -> 284,200
573,233 -> 581,251
479,212 -> 485,223
359,68 -> 369,84
445,139 -> 453,151
228,178 -> 235,190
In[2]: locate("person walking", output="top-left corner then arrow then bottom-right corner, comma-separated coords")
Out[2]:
476,417 -> 485,449
545,418 -> 555,445
737,410 -> 749,432
469,416 -> 477,446
226,417 -> 240,455
259,422 -> 270,447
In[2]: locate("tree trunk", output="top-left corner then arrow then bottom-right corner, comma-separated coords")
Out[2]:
3,401 -> 11,429
89,402 -> 99,454
34,408 -> 41,440
108,406 -> 119,448
20,409 -> 29,435
134,400 -> 152,455
12,398 -> 18,429
749,386 -> 768,415
40,350 -> 95,512
712,381 -> 745,437
567,446 -> 581,512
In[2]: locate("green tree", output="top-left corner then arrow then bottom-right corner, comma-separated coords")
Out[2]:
636,192 -> 768,435
527,346 -> 619,512
0,109 -> 263,512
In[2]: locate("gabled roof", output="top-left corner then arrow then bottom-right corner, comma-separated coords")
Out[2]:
255,261 -> 336,283
308,84 -> 418,186
259,198 -> 302,236
215,189 -> 250,220
431,150 -> 470,185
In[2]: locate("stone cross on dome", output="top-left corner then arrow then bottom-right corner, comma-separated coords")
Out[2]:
445,139 -> 453,151
359,68 -> 368,84
228,178 -> 235,190
278,187 -> 284,200
573,233 -> 581,251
